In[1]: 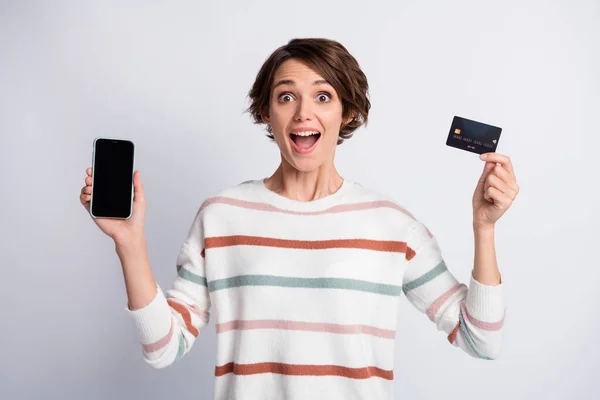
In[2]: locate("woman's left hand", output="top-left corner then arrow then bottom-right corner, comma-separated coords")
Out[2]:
472,152 -> 519,229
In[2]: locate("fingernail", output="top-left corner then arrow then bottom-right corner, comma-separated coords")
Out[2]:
480,154 -> 487,160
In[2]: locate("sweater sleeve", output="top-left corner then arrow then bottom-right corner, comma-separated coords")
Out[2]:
124,209 -> 211,368
401,220 -> 506,360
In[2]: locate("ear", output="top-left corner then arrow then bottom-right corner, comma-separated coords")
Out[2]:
342,113 -> 355,127
260,107 -> 270,124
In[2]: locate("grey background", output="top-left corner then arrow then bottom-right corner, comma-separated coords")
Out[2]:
1,0 -> 598,399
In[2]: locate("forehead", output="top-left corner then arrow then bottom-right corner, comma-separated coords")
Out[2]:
272,59 -> 325,85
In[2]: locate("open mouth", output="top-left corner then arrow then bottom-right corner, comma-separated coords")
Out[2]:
289,131 -> 321,153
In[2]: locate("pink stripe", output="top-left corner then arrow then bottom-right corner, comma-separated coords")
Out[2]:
426,283 -> 466,321
216,319 -> 396,339
199,197 -> 431,237
142,319 -> 174,353
460,301 -> 505,331
189,304 -> 210,322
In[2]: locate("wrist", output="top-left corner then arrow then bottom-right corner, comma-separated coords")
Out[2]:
115,234 -> 147,256
473,223 -> 495,235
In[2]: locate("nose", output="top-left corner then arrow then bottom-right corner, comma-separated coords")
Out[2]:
294,97 -> 313,121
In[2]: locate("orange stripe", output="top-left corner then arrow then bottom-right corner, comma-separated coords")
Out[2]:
167,299 -> 199,337
447,321 -> 460,344
214,362 -> 393,380
205,235 -> 415,260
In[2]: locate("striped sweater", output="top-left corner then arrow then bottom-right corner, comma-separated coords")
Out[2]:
126,178 -> 505,399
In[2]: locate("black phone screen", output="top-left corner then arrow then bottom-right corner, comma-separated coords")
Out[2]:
91,138 -> 135,219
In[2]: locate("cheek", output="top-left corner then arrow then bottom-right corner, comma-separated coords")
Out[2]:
321,107 -> 344,129
269,104 -> 292,127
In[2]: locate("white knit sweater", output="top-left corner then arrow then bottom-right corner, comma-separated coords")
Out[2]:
125,178 -> 505,399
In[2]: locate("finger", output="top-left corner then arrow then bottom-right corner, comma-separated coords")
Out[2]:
80,193 -> 91,206
487,174 -> 512,197
482,163 -> 496,196
478,161 -> 495,185
479,162 -> 495,195
490,164 -> 519,192
486,186 -> 512,207
86,168 -> 92,177
482,162 -> 492,191
133,170 -> 145,203
484,190 -> 492,202
480,153 -> 515,178
85,176 -> 92,186
81,185 -> 91,195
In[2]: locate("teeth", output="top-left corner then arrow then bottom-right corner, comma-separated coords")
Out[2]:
292,131 -> 320,136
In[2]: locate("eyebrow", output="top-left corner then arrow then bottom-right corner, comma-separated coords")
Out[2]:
272,79 -> 330,91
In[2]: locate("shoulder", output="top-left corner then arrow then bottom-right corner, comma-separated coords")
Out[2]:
192,178 -> 262,217
181,179 -> 261,242
206,179 -> 259,200
346,180 -> 417,220
348,180 -> 435,240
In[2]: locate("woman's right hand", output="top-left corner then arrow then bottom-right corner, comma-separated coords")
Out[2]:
80,168 -> 147,245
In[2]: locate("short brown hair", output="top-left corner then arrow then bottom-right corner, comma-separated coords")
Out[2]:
246,38 -> 371,145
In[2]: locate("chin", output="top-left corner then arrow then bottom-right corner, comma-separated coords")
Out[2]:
288,156 -> 322,172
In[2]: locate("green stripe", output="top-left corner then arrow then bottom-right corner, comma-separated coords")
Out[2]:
458,311 -> 491,360
174,334 -> 186,362
177,266 -> 208,287
402,260 -> 447,293
208,274 -> 402,296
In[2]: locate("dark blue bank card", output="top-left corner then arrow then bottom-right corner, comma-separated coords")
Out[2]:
445,116 -> 502,155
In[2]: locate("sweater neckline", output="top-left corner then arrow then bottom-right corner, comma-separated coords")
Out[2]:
253,177 -> 352,210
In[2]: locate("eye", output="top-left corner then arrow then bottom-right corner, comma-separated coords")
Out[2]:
278,93 -> 294,103
317,92 -> 331,102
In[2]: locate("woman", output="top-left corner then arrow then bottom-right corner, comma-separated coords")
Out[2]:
80,38 -> 519,399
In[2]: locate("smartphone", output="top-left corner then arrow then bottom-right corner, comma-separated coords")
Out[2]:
90,138 -> 135,219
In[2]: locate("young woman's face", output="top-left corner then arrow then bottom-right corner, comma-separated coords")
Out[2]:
263,58 -> 346,172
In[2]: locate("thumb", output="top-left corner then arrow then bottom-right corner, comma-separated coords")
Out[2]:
133,170 -> 145,203
476,162 -> 494,189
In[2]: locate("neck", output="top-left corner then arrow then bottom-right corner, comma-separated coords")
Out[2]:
264,157 -> 344,202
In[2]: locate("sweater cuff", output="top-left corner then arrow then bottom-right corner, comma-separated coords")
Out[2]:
465,273 -> 505,323
124,284 -> 172,344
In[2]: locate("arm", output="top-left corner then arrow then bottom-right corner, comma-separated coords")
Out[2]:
81,168 -> 210,368
116,236 -> 158,311
471,224 -> 501,286
122,210 -> 211,368
402,221 -> 505,360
